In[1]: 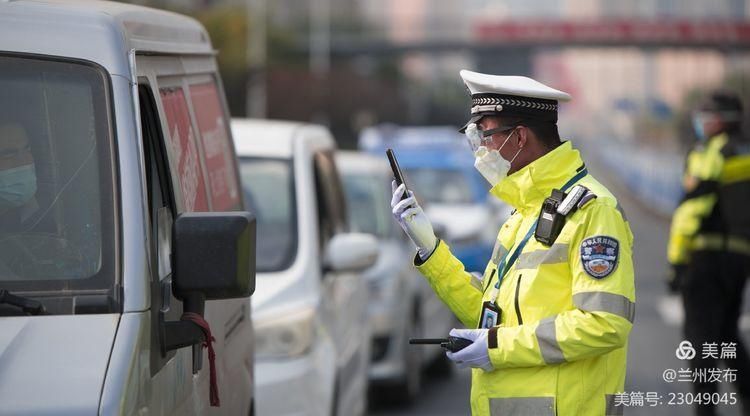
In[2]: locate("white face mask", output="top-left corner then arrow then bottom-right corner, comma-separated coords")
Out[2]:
473,130 -> 522,186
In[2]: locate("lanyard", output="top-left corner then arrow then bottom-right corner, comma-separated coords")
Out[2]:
487,167 -> 588,303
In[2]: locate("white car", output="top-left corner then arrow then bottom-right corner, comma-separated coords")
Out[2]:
337,151 -> 456,403
232,119 -> 376,416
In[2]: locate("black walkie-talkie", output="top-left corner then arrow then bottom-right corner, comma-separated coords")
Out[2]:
386,148 -> 410,201
409,337 -> 473,353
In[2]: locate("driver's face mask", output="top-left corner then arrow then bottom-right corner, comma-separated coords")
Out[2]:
465,123 -> 522,186
0,164 -> 37,213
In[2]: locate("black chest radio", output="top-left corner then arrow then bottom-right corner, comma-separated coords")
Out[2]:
534,185 -> 593,246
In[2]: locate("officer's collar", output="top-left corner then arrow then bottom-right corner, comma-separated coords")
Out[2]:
490,141 -> 585,214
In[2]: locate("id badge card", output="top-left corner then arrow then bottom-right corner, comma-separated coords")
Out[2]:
479,301 -> 501,329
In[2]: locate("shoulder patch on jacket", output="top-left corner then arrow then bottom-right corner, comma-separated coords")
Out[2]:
580,235 -> 619,279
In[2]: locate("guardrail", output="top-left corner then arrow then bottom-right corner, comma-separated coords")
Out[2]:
584,139 -> 683,217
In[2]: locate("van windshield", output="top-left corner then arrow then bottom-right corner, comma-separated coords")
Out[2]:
239,158 -> 297,272
405,168 -> 474,205
0,55 -> 116,294
341,174 -> 391,238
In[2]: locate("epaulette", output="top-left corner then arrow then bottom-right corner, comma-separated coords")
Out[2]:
556,185 -> 588,215
575,188 -> 598,210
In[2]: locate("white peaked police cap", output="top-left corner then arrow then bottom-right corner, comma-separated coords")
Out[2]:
459,69 -> 572,131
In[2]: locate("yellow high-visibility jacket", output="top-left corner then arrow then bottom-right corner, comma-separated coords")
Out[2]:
667,132 -> 750,268
416,141 -> 635,416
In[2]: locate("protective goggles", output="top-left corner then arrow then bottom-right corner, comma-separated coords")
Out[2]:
464,123 -> 516,153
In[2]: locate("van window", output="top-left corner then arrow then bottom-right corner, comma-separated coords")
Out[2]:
189,82 -> 241,211
405,168 -> 474,204
341,174 -> 390,238
0,54 -> 116,296
239,158 -> 297,272
159,86 -> 209,212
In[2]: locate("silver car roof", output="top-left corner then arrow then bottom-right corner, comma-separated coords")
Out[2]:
232,118 -> 335,159
0,0 -> 212,75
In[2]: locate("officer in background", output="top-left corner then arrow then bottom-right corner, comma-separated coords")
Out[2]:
391,70 -> 635,415
667,91 -> 750,415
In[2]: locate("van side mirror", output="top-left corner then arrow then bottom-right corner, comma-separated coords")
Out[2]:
172,211 -> 256,304
162,211 -> 256,360
324,232 -> 378,272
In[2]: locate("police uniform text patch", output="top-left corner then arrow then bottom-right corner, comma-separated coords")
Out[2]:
580,236 -> 619,279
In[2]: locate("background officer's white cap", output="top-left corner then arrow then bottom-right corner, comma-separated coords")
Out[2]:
459,69 -> 572,131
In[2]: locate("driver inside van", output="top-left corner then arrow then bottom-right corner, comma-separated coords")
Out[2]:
0,122 -> 38,232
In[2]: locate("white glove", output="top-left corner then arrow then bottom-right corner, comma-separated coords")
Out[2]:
391,181 -> 438,260
445,328 -> 494,372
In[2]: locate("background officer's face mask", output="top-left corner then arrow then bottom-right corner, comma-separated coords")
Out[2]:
691,114 -> 708,142
691,111 -> 740,142
0,164 -> 37,213
469,127 -> 522,186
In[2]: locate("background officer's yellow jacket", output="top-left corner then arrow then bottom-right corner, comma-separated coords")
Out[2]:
667,132 -> 750,267
416,142 -> 635,416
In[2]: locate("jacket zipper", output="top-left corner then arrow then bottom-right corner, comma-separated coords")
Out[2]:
514,274 -> 523,325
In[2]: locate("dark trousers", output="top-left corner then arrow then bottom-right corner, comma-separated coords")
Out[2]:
682,250 -> 750,415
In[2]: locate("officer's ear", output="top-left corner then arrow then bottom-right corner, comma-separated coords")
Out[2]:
516,125 -> 529,149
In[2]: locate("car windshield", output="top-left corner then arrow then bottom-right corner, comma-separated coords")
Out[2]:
239,158 -> 297,272
405,168 -> 474,204
0,55 -> 116,294
341,173 -> 391,238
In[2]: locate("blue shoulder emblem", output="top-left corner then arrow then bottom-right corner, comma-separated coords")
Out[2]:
580,235 -> 619,279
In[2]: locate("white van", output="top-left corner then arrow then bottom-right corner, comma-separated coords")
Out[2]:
0,1 -> 256,415
232,119 -> 377,416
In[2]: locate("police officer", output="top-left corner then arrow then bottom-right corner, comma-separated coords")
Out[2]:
667,91 -> 750,416
391,70 -> 635,415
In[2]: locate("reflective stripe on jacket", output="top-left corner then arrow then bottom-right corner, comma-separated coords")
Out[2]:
416,141 -> 635,416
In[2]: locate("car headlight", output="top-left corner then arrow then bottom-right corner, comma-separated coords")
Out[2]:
254,307 -> 317,360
